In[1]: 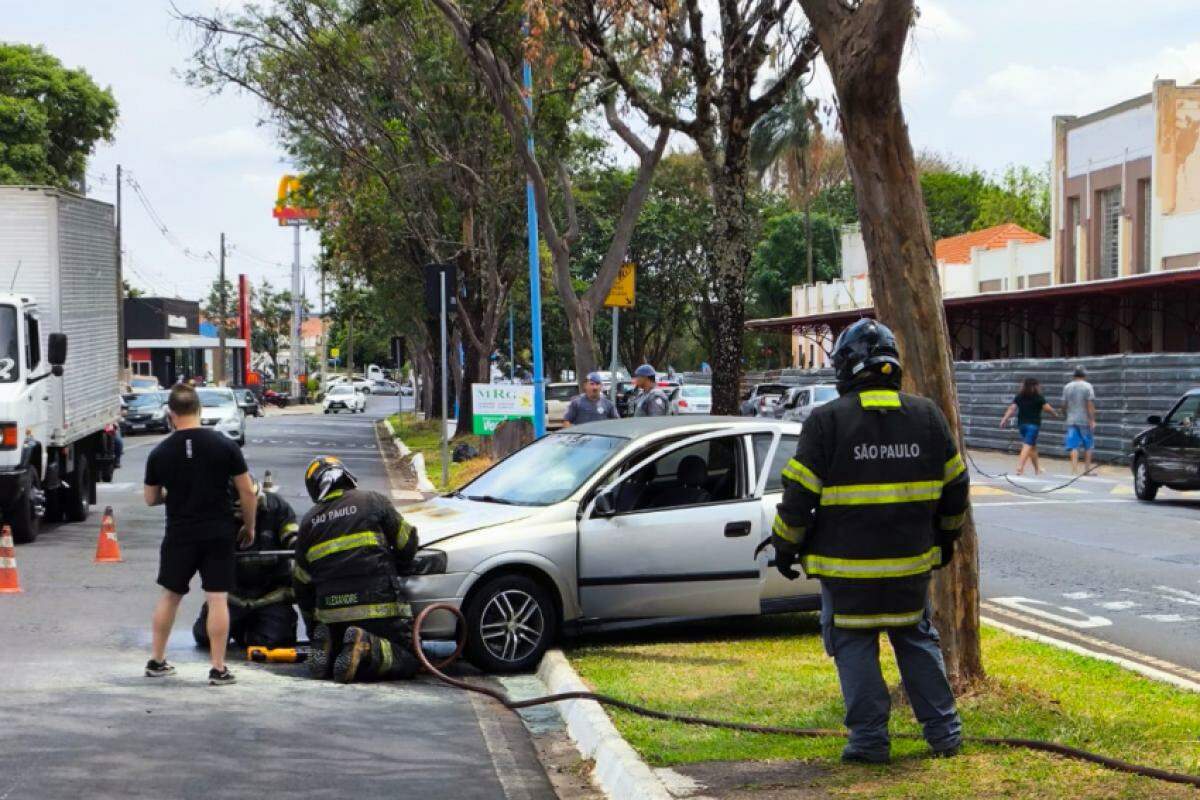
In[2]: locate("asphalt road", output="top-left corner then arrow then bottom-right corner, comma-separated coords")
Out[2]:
0,395 -> 555,800
970,448 -> 1200,676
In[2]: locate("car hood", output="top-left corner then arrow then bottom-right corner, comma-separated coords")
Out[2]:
401,495 -> 537,546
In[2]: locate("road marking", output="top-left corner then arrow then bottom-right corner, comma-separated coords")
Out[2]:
1139,614 -> 1200,623
1153,586 -> 1200,606
971,485 -> 1012,497
989,597 -> 1112,628
1096,601 -> 1140,611
972,498 -> 1133,507
1110,484 -> 1134,495
98,482 -> 137,492
1062,591 -> 1094,599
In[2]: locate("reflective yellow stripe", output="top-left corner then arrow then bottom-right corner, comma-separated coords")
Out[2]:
781,458 -> 822,494
944,453 -> 966,483
820,480 -> 942,506
292,563 -> 311,583
306,530 -> 384,562
282,522 -> 299,534
859,390 -> 900,409
938,511 -> 967,530
396,520 -> 414,549
379,638 -> 394,673
323,489 -> 344,501
772,514 -> 805,545
833,609 -> 925,628
802,546 -> 941,579
315,601 -> 407,624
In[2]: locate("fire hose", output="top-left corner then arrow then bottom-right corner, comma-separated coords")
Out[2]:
410,603 -> 1200,789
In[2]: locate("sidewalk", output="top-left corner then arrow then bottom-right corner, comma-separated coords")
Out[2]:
966,446 -> 1127,480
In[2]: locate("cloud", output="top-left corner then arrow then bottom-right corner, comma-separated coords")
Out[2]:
952,41 -> 1200,118
914,2 -> 973,43
168,126 -> 281,162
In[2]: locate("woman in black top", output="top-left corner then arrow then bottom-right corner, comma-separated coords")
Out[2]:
999,378 -> 1059,475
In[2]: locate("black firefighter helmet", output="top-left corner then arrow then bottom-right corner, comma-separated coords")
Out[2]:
305,456 -> 358,503
831,318 -> 902,391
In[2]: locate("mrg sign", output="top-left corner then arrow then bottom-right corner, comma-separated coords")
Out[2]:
472,383 -> 534,435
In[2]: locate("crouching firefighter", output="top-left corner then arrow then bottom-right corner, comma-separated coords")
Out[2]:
194,474 -> 301,648
292,456 -> 420,683
770,318 -> 970,764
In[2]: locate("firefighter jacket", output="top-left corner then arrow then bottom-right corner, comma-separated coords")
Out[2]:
232,492 -> 300,602
772,385 -> 970,630
291,488 -> 418,625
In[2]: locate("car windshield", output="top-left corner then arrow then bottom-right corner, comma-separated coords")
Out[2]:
330,386 -> 353,395
546,384 -> 576,401
757,384 -> 789,396
460,433 -> 627,506
197,389 -> 235,407
814,386 -> 839,403
128,393 -> 165,409
0,306 -> 17,383
681,386 -> 710,398
131,377 -> 157,389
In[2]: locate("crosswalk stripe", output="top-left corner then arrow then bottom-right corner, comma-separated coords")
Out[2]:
971,485 -> 1012,497
1110,484 -> 1133,495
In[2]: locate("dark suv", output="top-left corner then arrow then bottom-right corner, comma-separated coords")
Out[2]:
1131,389 -> 1200,501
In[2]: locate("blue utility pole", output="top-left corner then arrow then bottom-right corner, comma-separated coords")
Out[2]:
508,303 -> 515,381
523,52 -> 546,437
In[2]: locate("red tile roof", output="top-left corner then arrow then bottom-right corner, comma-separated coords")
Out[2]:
935,223 -> 1046,265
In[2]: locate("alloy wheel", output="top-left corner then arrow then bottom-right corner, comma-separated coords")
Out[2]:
478,589 -> 545,664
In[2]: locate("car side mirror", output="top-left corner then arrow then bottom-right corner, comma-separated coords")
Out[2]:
1148,415 -> 1163,425
48,333 -> 67,367
593,490 -> 616,517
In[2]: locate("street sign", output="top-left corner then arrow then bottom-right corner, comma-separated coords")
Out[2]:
472,383 -> 534,435
391,335 -> 406,367
330,347 -> 340,359
604,262 -> 636,308
424,262 -> 458,316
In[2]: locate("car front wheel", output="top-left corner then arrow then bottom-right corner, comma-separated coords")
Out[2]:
463,573 -> 558,673
1134,456 -> 1159,501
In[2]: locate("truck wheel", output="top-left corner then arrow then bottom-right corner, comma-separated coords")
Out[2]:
9,468 -> 42,544
64,455 -> 93,523
463,573 -> 558,673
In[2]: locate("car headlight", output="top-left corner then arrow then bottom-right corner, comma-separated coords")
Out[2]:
151,408 -> 165,419
409,549 -> 447,576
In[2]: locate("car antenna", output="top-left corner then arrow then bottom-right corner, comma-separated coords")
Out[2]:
9,260 -> 21,291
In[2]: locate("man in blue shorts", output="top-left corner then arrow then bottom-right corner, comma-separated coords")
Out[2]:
1062,367 -> 1096,474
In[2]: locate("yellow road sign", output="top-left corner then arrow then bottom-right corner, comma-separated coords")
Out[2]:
330,347 -> 340,358
605,262 -> 636,308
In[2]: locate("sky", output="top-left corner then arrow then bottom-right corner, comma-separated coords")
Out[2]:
4,0 -> 1200,302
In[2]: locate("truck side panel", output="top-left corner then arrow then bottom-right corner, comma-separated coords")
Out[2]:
55,193 -> 120,441
0,189 -> 55,314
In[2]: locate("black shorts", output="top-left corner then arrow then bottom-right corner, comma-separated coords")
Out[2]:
157,537 -> 236,595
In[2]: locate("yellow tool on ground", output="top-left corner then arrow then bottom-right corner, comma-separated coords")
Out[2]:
246,646 -> 309,663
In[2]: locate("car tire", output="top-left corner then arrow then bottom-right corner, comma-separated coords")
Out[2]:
63,454 -> 93,523
324,409 -> 330,414
1134,456 -> 1159,501
9,468 -> 42,544
463,573 -> 558,674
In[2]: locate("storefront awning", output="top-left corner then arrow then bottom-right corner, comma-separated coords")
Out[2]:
127,337 -> 247,349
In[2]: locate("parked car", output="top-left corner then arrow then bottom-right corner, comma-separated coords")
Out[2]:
121,391 -> 171,435
324,383 -> 366,414
400,384 -> 415,397
545,382 -> 578,428
233,388 -> 261,418
372,380 -> 401,396
739,383 -> 790,417
128,375 -> 162,395
776,384 -> 839,423
669,384 -> 713,415
197,387 -> 246,446
403,416 -> 815,672
1132,389 -> 1200,500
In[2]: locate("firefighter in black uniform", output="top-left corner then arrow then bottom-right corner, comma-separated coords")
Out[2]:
193,474 -> 301,648
292,456 -> 420,683
771,318 -> 970,764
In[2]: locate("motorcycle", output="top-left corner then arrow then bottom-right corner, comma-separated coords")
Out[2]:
262,389 -> 290,408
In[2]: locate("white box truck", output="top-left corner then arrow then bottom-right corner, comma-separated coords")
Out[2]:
0,186 -> 122,543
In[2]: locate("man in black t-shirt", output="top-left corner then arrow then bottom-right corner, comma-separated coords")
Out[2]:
143,384 -> 257,686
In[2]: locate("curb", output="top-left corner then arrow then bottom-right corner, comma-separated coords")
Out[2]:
383,417 -> 436,495
537,650 -> 673,800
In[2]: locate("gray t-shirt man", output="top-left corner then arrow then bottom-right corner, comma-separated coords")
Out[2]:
1062,379 -> 1095,427
563,394 -> 619,425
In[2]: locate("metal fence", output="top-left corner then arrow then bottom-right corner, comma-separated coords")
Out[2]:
686,353 -> 1200,464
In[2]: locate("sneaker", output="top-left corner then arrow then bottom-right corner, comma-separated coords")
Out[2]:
208,667 -> 236,686
930,744 -> 961,759
332,627 -> 371,684
841,746 -> 890,765
144,659 -> 176,677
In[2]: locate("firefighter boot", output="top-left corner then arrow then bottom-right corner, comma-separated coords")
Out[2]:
332,626 -> 373,684
332,628 -> 418,683
307,624 -> 334,680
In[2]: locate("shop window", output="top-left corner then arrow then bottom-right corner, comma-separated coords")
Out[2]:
1138,179 -> 1152,273
1097,187 -> 1121,279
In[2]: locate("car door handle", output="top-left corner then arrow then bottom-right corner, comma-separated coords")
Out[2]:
724,521 -> 752,537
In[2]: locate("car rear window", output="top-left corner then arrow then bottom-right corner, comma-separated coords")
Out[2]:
546,385 -> 577,401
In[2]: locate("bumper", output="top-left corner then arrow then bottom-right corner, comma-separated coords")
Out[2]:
404,572 -> 471,638
121,418 -> 169,434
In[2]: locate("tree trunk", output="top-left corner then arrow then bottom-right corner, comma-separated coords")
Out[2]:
804,0 -> 984,688
566,300 -> 599,385
453,341 -> 485,440
708,173 -> 753,415
803,152 -> 813,286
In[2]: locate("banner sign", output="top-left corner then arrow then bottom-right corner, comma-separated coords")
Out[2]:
604,262 -> 636,308
472,383 -> 534,435
272,174 -> 318,226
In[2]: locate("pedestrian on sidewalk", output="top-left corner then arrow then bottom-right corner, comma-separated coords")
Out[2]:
562,372 -> 620,427
143,384 -> 258,686
999,378 -> 1059,475
1062,366 -> 1097,474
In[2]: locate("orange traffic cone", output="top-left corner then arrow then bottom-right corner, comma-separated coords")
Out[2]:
94,506 -> 123,563
0,525 -> 21,593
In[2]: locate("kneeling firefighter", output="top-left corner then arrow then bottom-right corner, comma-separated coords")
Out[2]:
193,474 -> 301,648
292,456 -> 420,683
771,318 -> 970,764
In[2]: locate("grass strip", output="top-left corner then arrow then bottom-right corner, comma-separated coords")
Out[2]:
387,414 -> 491,491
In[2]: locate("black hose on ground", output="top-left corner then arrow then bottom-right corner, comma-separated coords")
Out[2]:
411,603 -> 1200,789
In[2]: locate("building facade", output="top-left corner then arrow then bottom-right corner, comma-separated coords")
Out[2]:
123,297 -> 246,387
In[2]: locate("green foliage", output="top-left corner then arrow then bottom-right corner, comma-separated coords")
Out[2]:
0,44 -> 117,188
749,212 -> 841,317
975,164 -> 1051,236
202,278 -> 237,338
919,170 -> 989,240
122,279 -> 143,299
251,280 -> 299,374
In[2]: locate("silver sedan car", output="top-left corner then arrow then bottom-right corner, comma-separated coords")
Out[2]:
403,416 -> 817,672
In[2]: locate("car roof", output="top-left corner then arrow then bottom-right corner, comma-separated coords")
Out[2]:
559,415 -> 800,437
